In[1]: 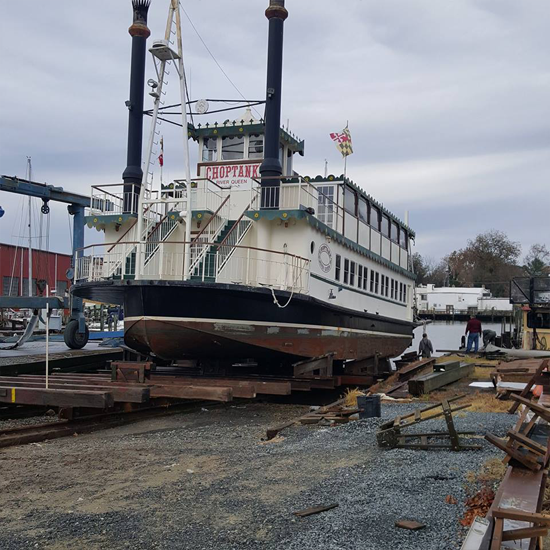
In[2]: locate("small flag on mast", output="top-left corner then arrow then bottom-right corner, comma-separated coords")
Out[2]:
330,127 -> 353,158
158,136 -> 164,167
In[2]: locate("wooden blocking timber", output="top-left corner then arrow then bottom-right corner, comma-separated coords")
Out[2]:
0,379 -> 149,404
434,360 -> 460,372
292,353 -> 334,378
112,361 -> 153,383
408,363 -> 474,396
0,387 -> 114,409
149,384 -> 233,402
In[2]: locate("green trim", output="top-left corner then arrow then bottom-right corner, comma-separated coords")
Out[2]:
245,209 -> 307,223
192,209 -> 214,221
187,122 -> 305,155
246,209 -> 416,280
311,273 -> 408,308
85,213 -> 136,229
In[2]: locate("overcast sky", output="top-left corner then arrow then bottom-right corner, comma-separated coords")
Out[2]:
1,0 -> 549,261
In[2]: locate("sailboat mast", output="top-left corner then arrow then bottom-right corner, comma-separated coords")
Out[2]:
26,157 -> 33,297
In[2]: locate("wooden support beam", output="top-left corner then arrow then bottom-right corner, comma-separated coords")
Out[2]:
485,434 -> 542,471
292,353 -> 334,378
493,508 -> 550,524
0,387 -> 114,409
507,431 -> 548,456
0,380 -> 149,404
148,385 -> 232,402
408,364 -> 474,396
501,526 -> 548,542
510,395 -> 550,422
509,359 -> 548,414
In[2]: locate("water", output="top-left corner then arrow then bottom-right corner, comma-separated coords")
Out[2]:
408,321 -> 502,357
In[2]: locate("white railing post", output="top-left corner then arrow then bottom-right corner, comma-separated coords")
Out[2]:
246,248 -> 250,285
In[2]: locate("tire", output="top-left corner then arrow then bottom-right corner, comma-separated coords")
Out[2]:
64,319 -> 89,350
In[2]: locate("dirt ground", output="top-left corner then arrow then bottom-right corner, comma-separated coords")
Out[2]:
0,398 -> 517,550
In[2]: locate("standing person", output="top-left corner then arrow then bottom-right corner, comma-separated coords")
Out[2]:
418,333 -> 434,358
465,315 -> 482,352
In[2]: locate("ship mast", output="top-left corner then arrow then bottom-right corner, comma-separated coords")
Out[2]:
26,157 -> 32,297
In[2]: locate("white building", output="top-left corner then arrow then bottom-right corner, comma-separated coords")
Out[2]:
415,284 -> 512,313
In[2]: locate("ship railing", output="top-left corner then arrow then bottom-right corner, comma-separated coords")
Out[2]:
74,242 -> 310,294
248,177 -> 344,232
89,183 -> 145,216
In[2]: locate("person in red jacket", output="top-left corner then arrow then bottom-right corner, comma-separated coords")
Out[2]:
465,315 -> 482,352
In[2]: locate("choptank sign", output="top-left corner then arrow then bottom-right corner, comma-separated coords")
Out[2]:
203,163 -> 261,189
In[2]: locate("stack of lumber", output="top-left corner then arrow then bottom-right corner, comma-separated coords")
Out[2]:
492,359 -> 547,383
408,361 -> 473,397
492,359 -> 549,399
465,390 -> 550,549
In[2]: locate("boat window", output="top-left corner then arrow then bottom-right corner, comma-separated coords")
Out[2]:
202,137 -> 218,162
386,276 -> 389,297
391,221 -> 399,244
248,134 -> 264,160
344,187 -> 357,215
344,258 -> 350,284
375,272 -> 379,294
381,215 -> 390,238
399,283 -> 404,302
380,275 -> 386,297
317,185 -> 335,228
391,279 -> 395,300
363,267 -> 368,290
335,254 -> 341,281
358,197 -> 368,224
358,265 -> 363,289
400,229 -> 408,249
370,270 -> 375,293
221,136 -> 245,160
350,261 -> 356,286
370,206 -> 380,231
403,284 -> 407,304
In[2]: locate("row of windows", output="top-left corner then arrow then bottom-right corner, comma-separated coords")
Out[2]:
203,135 -> 264,162
343,186 -> 408,249
334,256 -> 408,303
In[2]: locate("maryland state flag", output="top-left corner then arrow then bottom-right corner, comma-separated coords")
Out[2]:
158,136 -> 164,167
330,127 -> 353,158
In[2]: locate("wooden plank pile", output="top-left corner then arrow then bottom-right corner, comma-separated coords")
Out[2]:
376,395 -> 481,451
491,358 -> 548,396
465,392 -> 550,549
486,394 -> 550,472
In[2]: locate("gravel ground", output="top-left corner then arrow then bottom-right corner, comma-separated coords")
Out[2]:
0,401 -> 515,550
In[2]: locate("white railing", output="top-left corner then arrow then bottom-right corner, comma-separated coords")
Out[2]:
89,183 -> 142,216
75,242 -> 310,295
249,179 -> 344,232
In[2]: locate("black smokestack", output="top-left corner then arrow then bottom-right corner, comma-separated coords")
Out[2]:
259,0 -> 288,209
122,0 -> 151,213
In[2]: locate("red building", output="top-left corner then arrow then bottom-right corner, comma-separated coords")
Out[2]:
0,242 -> 71,297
